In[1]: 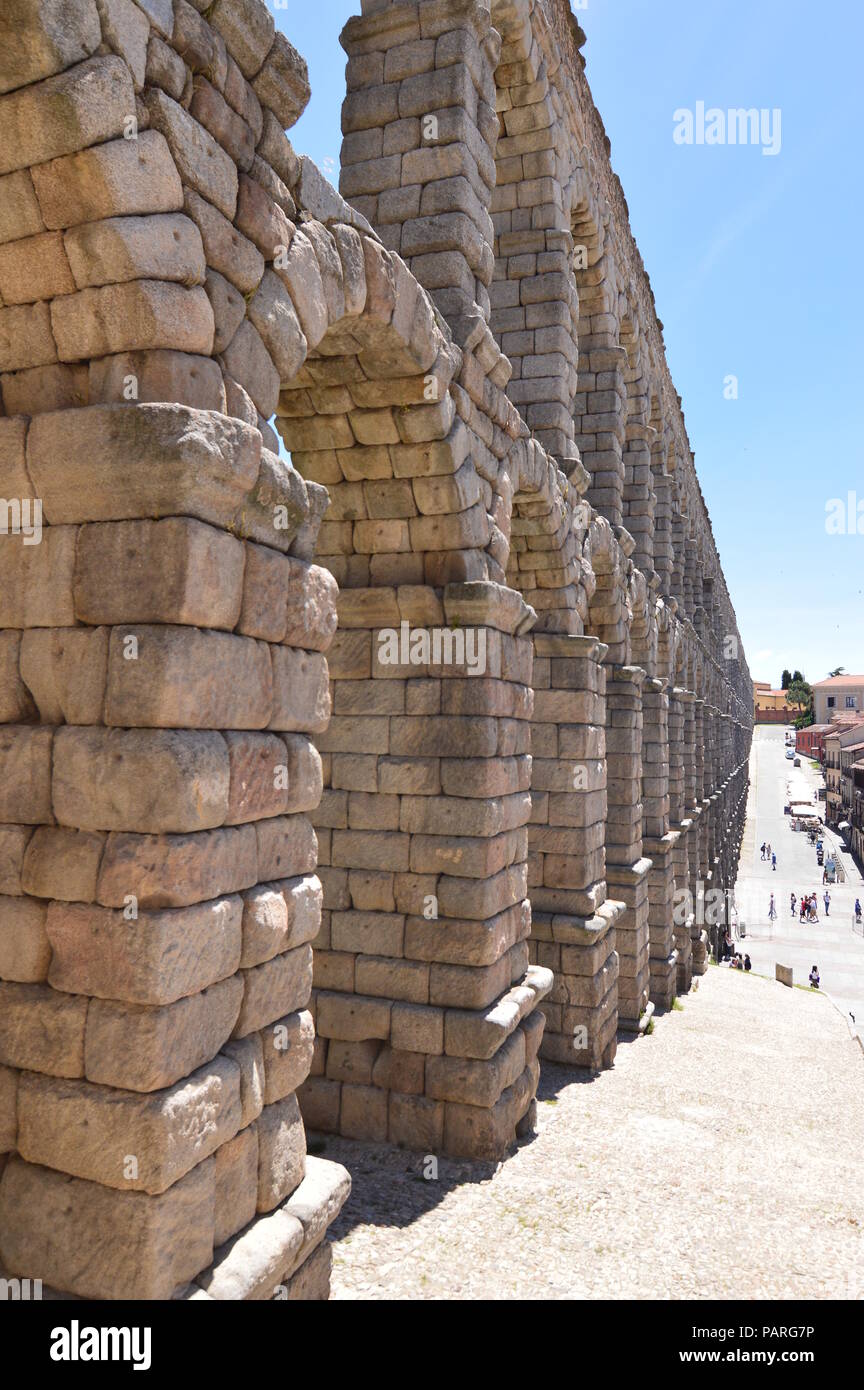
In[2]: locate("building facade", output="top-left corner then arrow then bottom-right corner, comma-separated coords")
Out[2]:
0,0 -> 752,1300
812,676 -> 864,727
753,680 -> 795,725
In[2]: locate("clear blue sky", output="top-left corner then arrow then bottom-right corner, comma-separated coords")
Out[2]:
280,0 -> 864,691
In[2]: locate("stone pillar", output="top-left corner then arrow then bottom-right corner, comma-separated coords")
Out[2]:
668,688 -> 693,991
340,0 -> 500,349
641,677 -> 677,1009
528,633 -> 619,1070
300,583 -> 551,1159
0,407 -> 349,1301
604,666 -> 650,1029
690,695 -> 710,973
0,0 -> 354,1303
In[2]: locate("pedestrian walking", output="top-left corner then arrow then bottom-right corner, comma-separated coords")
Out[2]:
744,953 -> 752,972
855,899 -> 862,926
824,890 -> 830,917
768,893 -> 777,921
790,892 -> 797,917
809,964 -> 820,989
771,852 -> 777,872
760,842 -> 766,860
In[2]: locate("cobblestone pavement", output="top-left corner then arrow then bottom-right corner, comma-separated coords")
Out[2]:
320,968 -> 864,1299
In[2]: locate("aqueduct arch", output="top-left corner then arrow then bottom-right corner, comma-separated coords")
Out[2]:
0,0 -> 753,1300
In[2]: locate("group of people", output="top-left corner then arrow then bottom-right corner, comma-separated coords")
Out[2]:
721,934 -> 751,970
788,891 -> 829,923
760,842 -> 777,870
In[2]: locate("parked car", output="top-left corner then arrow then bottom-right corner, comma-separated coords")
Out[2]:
785,748 -> 794,759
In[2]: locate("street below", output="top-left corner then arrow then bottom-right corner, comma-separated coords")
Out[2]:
734,725 -> 864,1041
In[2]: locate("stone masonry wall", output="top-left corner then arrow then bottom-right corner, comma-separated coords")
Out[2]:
0,0 -> 357,1302
0,0 -> 754,1297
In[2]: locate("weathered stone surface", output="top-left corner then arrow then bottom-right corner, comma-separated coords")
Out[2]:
20,826 -> 105,903
27,402 -> 260,528
220,1031 -> 264,1130
240,875 -> 322,968
214,1123 -> 259,1247
0,170 -> 45,245
0,1155 -> 216,1299
274,227 -> 328,348
52,727 -> 230,833
223,730 -> 289,826
74,516 -> 244,629
0,526 -> 77,630
17,1056 -> 241,1192
0,231 -> 75,304
256,1093 -> 305,1212
205,268 -> 247,354
103,625 -> 272,730
0,726 -> 54,825
0,631 -> 35,723
270,648 -> 331,734
143,88 -> 239,219
197,1203 -> 303,1300
96,824 -> 258,910
252,32 -> 310,131
0,0 -> 101,96
64,212 -> 206,289
84,975 -> 243,1092
260,1009 -> 315,1103
0,302 -> 57,373
221,318 -> 279,419
247,269 -> 307,381
0,56 -> 133,176
31,131 -> 183,230
234,945 -> 313,1038
183,188 -> 265,295
0,981 -> 87,1077
95,0 -> 150,89
47,896 -> 243,1005
209,0 -> 275,80
0,826 -> 33,896
51,280 -> 214,362
19,626 -> 108,725
89,348 -> 227,411
0,895 -> 51,981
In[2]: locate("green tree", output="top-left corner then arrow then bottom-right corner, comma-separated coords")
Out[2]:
781,668 -> 792,688
787,677 -> 813,727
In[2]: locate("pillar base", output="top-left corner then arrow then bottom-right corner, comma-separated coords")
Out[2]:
531,900 -> 621,1069
648,949 -> 678,1010
301,965 -> 553,1161
0,1155 -> 350,1302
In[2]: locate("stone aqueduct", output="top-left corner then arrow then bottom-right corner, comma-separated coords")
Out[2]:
0,0 -> 752,1299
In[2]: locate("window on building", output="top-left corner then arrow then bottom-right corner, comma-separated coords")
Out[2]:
846,696 -> 857,708
827,696 -> 835,708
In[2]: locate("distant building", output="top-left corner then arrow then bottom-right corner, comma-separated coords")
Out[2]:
753,680 -> 796,724
823,722 -> 864,830
796,723 -> 833,760
811,675 -> 864,726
